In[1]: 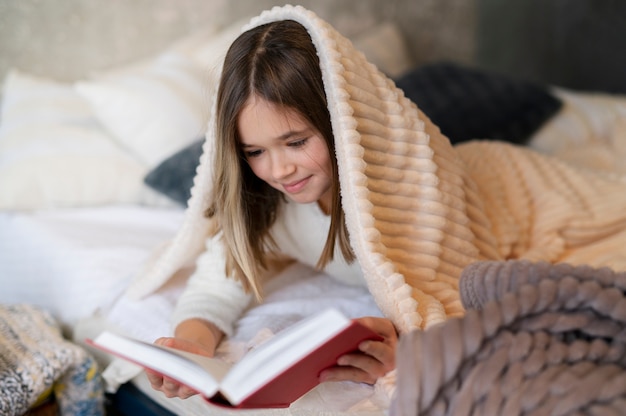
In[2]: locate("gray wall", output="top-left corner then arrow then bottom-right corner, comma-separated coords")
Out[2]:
0,0 -> 475,82
476,0 -> 626,93
1,0 -> 621,92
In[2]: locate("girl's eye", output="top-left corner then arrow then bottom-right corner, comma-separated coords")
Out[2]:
289,138 -> 308,148
245,149 -> 263,158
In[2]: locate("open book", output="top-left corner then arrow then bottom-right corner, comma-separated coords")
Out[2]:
87,308 -> 381,408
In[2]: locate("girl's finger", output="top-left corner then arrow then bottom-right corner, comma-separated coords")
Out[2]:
358,340 -> 395,371
319,365 -> 377,384
145,371 -> 164,388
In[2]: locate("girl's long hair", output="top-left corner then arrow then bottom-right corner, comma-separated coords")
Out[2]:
206,20 -> 354,297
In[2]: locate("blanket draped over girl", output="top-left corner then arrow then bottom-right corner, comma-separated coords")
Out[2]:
125,5 -> 626,334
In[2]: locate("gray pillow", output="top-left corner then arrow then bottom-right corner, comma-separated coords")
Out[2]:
394,62 -> 562,145
143,139 -> 203,206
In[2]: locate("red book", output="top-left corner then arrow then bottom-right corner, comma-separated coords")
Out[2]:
87,308 -> 382,408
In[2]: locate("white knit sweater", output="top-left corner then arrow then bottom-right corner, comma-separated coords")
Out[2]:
126,5 -> 626,333
171,200 -> 364,337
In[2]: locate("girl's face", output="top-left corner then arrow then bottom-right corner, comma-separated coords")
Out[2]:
238,96 -> 333,213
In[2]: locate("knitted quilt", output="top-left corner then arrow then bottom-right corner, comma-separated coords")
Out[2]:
392,260 -> 626,415
125,5 -> 626,334
0,304 -> 104,416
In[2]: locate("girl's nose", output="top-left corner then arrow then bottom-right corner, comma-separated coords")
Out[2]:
271,152 -> 296,179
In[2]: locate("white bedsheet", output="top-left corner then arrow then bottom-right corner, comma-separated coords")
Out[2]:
0,205 -> 184,333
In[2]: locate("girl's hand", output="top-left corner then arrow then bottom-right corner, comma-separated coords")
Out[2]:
318,316 -> 397,385
146,318 -> 223,399
145,337 -> 214,399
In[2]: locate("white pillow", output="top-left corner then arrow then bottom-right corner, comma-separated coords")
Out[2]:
352,22 -> 413,78
73,20 -> 249,167
0,70 -> 150,210
73,18 -> 411,169
528,88 -> 626,176
75,52 -> 211,167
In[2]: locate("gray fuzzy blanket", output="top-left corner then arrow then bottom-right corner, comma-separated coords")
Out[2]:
392,260 -> 626,415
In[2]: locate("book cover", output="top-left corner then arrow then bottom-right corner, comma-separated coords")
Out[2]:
87,308 -> 381,408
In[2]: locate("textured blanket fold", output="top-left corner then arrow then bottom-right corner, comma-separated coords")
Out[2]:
0,304 -> 104,416
124,5 -> 626,333
392,260 -> 626,415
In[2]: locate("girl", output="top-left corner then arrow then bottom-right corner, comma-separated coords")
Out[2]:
146,17 -> 398,399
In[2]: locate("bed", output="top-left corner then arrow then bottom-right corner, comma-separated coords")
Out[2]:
2,1 -> 626,415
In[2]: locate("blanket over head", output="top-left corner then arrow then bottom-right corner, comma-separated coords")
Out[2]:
392,260 -> 626,415
125,5 -> 626,333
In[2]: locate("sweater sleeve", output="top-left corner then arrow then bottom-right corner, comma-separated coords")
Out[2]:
171,233 -> 252,337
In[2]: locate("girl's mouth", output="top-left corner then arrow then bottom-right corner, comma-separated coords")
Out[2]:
283,177 -> 310,194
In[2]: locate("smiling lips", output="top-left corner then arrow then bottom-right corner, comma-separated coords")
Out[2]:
282,176 -> 311,194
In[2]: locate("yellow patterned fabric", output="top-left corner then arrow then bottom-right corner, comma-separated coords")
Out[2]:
0,304 -> 104,416
125,5 -> 626,333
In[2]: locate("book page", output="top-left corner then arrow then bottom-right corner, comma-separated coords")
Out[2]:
159,345 -> 232,382
90,332 -> 231,399
220,309 -> 351,404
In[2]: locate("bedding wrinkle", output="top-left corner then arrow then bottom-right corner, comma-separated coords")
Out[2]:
359,132 -> 431,153
356,118 -> 425,142
381,228 -> 476,256
366,172 -> 439,194
374,219 -> 474,247
348,100 -> 405,126
363,150 -> 436,171
379,238 -> 476,273
344,78 -> 402,108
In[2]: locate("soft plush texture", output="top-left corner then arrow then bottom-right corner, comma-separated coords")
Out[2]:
124,5 -> 626,334
392,260 -> 626,415
394,62 -> 563,145
0,70 -> 151,210
0,304 -> 104,416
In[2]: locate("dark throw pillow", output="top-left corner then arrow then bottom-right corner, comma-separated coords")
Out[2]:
394,62 -> 563,145
143,139 -> 204,206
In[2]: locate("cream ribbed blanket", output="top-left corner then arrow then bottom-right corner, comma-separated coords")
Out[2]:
125,5 -> 626,333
